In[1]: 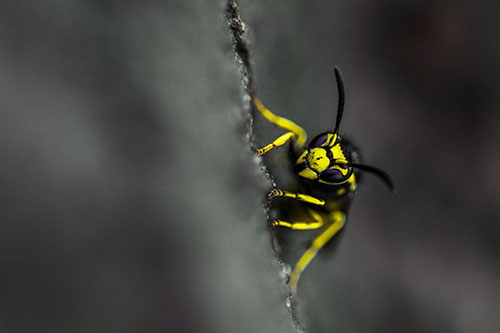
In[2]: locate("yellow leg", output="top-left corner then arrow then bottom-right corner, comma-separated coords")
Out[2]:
289,211 -> 345,293
252,95 -> 308,148
271,219 -> 324,230
268,189 -> 325,206
271,209 -> 324,230
255,132 -> 295,156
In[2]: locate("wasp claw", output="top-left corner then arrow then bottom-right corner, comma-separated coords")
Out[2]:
269,220 -> 279,228
254,148 -> 264,156
268,189 -> 281,199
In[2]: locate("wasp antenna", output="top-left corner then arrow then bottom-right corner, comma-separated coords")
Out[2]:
351,163 -> 396,193
333,66 -> 345,134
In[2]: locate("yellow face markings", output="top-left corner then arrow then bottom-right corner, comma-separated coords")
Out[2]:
330,143 -> 347,162
311,133 -> 337,148
295,150 -> 309,165
295,142 -> 356,188
307,148 -> 329,172
298,168 -> 318,180
332,164 -> 349,176
327,133 -> 338,147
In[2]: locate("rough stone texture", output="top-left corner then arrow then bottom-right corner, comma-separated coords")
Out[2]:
0,1 -> 294,332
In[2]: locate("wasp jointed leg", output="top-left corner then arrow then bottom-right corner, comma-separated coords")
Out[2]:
255,132 -> 295,156
268,189 -> 325,206
271,208 -> 325,230
289,211 -> 346,293
271,218 -> 324,230
271,220 -> 324,230
252,96 -> 308,148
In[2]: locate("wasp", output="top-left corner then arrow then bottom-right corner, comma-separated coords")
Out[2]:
252,67 -> 394,294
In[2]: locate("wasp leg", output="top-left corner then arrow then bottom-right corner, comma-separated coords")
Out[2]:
252,95 -> 308,148
271,209 -> 324,230
255,132 -> 295,156
268,189 -> 325,206
289,211 -> 345,293
271,220 -> 324,230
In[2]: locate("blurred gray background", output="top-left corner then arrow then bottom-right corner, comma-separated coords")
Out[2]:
1,0 -> 499,332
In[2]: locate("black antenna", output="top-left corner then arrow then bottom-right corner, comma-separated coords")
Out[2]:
351,163 -> 396,192
333,66 -> 345,134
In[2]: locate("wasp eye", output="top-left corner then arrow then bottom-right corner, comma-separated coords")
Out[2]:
323,169 -> 341,176
320,168 -> 346,183
309,134 -> 329,147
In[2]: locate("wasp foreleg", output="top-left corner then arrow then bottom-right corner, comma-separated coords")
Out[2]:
268,189 -> 325,206
270,209 -> 324,230
255,132 -> 295,156
271,220 -> 324,230
252,95 -> 307,148
289,211 -> 345,293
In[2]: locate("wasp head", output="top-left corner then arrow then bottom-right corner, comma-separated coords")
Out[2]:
292,67 -> 395,192
293,132 -> 355,186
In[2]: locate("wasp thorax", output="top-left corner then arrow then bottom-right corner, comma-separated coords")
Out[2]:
306,148 -> 330,172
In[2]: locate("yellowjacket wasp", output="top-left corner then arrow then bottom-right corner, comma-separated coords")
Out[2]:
252,67 -> 394,293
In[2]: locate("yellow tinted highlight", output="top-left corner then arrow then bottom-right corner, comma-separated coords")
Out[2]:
307,148 -> 330,172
